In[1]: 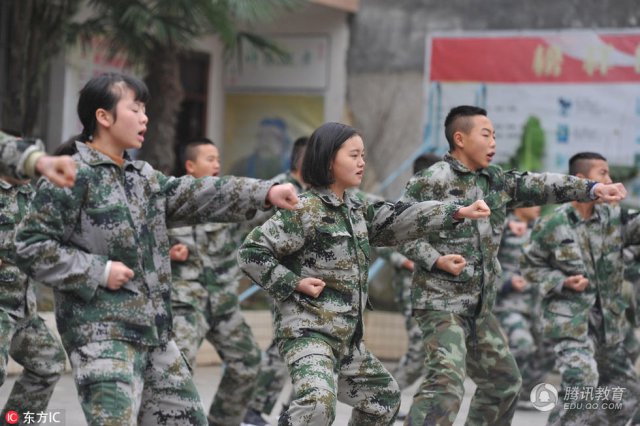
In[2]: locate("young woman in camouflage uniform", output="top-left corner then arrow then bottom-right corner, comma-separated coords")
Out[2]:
238,122 -> 490,426
13,72 -> 299,426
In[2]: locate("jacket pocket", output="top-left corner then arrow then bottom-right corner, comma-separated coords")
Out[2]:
312,226 -> 354,270
543,300 -> 588,340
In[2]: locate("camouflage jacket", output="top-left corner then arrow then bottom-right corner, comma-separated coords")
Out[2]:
168,172 -> 306,315
238,187 -> 458,357
0,131 -> 46,180
271,171 -> 305,194
400,153 -> 596,317
521,203 -> 640,345
14,141 -> 273,350
0,180 -> 37,319
169,221 -> 243,317
494,214 -> 534,315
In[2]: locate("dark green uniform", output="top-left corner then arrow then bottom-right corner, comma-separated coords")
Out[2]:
0,179 -> 66,425
400,153 -> 599,425
239,187 -> 459,426
14,141 -> 275,425
522,203 -> 640,425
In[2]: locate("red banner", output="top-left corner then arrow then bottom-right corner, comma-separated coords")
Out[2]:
429,33 -> 640,83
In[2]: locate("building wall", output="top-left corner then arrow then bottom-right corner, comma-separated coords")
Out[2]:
348,0 -> 640,198
219,3 -> 351,172
45,2 -> 351,160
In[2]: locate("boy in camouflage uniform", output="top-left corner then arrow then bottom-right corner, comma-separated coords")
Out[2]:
0,130 -> 76,187
400,106 -> 628,426
13,73 -> 299,426
239,122 -> 491,426
621,229 -> 640,362
622,243 -> 640,426
494,206 -> 555,401
0,160 -> 67,425
388,153 -> 443,396
243,137 -> 308,426
521,152 -> 640,425
168,138 -> 264,426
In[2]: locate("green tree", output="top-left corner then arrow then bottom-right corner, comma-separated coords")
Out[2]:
1,0 -> 82,136
511,116 -> 545,172
77,0 -> 299,173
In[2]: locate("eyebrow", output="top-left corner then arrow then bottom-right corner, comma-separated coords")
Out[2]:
481,128 -> 494,133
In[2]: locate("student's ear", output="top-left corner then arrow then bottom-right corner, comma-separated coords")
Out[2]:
185,160 -> 195,175
95,108 -> 112,129
452,131 -> 465,150
575,172 -> 586,179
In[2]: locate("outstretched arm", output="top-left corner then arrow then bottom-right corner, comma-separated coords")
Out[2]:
367,199 -> 490,247
0,132 -> 77,186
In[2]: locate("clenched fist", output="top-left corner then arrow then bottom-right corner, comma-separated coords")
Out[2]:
107,262 -> 134,291
295,277 -> 326,298
435,254 -> 466,276
455,200 -> 491,220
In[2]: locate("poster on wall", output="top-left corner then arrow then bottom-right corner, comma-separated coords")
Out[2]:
225,35 -> 329,91
423,30 -> 640,198
223,94 -> 323,179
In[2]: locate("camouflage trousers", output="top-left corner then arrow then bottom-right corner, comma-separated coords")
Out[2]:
496,310 -> 554,399
623,326 -> 640,363
406,310 -> 521,426
69,339 -> 206,426
391,273 -> 425,390
279,337 -> 400,426
627,327 -> 640,426
547,332 -> 639,425
172,300 -> 261,426
0,312 -> 66,425
248,338 -> 291,415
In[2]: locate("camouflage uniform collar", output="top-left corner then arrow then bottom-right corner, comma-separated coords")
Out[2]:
0,178 -> 12,189
311,187 -> 363,209
285,171 -> 306,193
0,178 -> 33,192
444,152 -> 490,176
566,203 -> 604,224
274,171 -> 305,193
75,141 -> 144,170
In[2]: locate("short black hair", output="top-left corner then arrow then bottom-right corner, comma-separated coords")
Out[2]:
290,136 -> 308,172
569,152 -> 607,176
184,138 -> 216,163
302,122 -> 359,188
77,72 -> 149,142
444,105 -> 487,151
413,153 -> 441,174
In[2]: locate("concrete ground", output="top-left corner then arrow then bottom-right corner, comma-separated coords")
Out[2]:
0,364 -> 550,425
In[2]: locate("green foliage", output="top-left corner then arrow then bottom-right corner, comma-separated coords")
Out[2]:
609,164 -> 638,183
510,116 -> 545,172
72,0 -> 301,65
